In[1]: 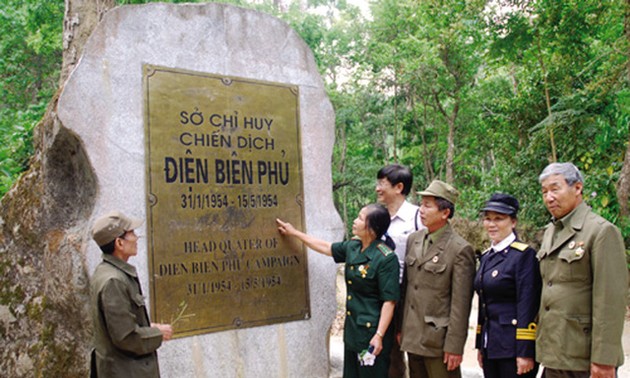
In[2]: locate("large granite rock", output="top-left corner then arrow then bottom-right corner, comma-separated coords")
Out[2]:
1,3 -> 342,377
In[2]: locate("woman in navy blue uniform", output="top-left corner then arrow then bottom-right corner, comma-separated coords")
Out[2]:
277,204 -> 400,378
474,193 -> 541,378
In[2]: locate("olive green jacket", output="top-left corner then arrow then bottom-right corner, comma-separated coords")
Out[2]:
331,239 -> 400,353
90,254 -> 163,377
400,223 -> 476,357
536,202 -> 627,370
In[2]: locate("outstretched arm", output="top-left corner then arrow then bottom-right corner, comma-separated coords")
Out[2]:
276,219 -> 332,256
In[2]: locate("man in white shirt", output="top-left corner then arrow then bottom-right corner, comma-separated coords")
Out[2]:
376,164 -> 423,283
376,164 -> 424,377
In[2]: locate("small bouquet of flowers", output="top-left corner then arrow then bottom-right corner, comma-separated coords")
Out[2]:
358,345 -> 376,366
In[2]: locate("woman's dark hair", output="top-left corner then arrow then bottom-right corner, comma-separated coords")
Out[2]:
364,204 -> 396,250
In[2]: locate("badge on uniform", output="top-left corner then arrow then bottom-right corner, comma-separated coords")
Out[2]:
492,270 -> 499,277
575,241 -> 585,257
358,264 -> 369,278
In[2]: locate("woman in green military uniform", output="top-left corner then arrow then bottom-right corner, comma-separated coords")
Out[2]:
277,204 -> 400,378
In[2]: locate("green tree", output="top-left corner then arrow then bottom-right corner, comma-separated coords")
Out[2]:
367,0 -> 488,184
0,0 -> 64,194
1,0 -> 627,246
482,0 -> 629,236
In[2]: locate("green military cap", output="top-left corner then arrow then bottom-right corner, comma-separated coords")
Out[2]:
92,210 -> 143,247
417,180 -> 459,205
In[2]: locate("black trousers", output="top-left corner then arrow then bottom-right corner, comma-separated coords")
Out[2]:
481,355 -> 538,378
387,338 -> 405,378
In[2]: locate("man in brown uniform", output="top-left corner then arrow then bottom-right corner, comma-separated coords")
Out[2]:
536,163 -> 627,378
90,211 -> 173,377
400,181 -> 476,378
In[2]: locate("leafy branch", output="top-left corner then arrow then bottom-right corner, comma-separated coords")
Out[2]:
169,300 -> 196,327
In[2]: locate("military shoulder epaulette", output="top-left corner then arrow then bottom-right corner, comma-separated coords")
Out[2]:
510,241 -> 529,251
377,243 -> 393,257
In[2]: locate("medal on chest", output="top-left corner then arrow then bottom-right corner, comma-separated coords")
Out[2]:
358,264 -> 369,278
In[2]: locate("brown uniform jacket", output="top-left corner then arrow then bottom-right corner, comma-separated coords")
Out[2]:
536,202 -> 627,370
400,223 -> 476,357
90,254 -> 163,377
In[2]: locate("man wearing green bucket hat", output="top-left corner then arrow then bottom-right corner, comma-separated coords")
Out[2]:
89,210 -> 173,377
399,180 -> 476,378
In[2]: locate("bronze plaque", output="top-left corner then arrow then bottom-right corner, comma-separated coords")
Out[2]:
143,65 -> 308,337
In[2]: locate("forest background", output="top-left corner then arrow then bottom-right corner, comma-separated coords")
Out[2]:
1,0 -> 628,255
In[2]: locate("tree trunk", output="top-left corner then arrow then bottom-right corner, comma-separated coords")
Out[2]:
392,70 -> 399,162
618,139 -> 630,217
434,92 -> 459,184
0,1 -> 115,376
415,96 -> 434,183
337,121 -> 349,238
62,0 -> 116,84
535,30 -> 557,162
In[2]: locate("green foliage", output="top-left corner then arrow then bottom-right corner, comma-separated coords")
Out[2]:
1,0 -> 628,246
0,0 -> 64,196
482,0 -> 629,235
327,0 -> 628,242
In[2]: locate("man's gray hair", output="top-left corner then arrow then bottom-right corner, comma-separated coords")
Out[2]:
538,162 -> 584,186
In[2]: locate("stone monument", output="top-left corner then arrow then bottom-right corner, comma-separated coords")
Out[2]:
55,3 -> 342,377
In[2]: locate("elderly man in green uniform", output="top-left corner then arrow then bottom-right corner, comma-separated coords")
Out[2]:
536,162 -> 627,378
400,180 -> 476,378
90,211 -> 173,377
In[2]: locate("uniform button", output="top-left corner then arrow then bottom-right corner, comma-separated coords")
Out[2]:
347,295 -> 352,300
366,322 -> 372,328
347,311 -> 351,316
512,319 -> 517,326
411,305 -> 415,310
347,280 -> 352,285
351,266 -> 354,270
547,281 -> 553,287
414,285 -> 418,290
545,306 -> 550,311
583,328 -> 590,334
482,304 -> 486,308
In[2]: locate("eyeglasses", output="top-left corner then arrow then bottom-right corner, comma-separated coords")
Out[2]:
376,180 -> 392,189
